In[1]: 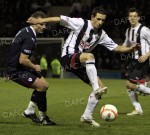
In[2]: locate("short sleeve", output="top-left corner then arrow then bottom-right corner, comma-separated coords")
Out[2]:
60,15 -> 84,30
141,26 -> 150,44
21,38 -> 35,55
98,30 -> 118,51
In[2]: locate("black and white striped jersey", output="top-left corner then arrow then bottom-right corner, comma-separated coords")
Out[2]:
123,23 -> 150,59
60,15 -> 118,57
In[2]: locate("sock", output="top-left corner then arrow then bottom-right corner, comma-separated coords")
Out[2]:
24,101 -> 37,114
37,91 -> 47,112
127,90 -> 143,113
83,92 -> 99,119
31,90 -> 38,104
39,111 -> 47,120
85,59 -> 99,91
31,90 -> 47,112
137,84 -> 150,94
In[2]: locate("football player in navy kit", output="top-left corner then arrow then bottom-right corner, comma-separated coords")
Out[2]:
7,11 -> 56,126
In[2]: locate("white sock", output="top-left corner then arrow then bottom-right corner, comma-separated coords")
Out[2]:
83,92 -> 99,119
85,59 -> 99,91
137,84 -> 150,94
39,111 -> 47,120
127,90 -> 143,113
24,101 -> 37,114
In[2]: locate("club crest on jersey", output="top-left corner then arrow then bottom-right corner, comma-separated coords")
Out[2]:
28,78 -> 32,82
80,40 -> 89,49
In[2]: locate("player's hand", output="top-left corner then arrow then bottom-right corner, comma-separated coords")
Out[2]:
132,43 -> 141,51
134,43 -> 141,50
138,54 -> 149,63
34,65 -> 41,72
26,17 -> 42,24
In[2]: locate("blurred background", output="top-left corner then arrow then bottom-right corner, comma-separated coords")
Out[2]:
0,0 -> 149,78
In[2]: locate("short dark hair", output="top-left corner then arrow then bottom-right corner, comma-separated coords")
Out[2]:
31,11 -> 46,18
91,7 -> 107,17
128,8 -> 140,16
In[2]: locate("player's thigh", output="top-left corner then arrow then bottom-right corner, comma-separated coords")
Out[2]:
10,71 -> 48,91
80,52 -> 95,63
61,53 -> 81,70
31,77 -> 48,91
28,70 -> 49,91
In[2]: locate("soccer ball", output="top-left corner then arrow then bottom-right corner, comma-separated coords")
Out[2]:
100,104 -> 118,121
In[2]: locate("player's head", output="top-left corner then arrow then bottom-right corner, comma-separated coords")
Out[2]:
128,8 -> 140,27
90,7 -> 107,29
30,11 -> 46,33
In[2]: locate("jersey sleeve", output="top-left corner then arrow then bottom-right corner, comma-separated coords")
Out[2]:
98,30 -> 118,51
141,27 -> 150,45
21,38 -> 35,55
60,15 -> 84,30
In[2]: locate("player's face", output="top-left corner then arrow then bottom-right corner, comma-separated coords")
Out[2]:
91,13 -> 106,29
128,12 -> 140,27
36,23 -> 46,33
35,17 -> 46,33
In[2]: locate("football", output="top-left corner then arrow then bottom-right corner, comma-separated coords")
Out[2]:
100,104 -> 118,121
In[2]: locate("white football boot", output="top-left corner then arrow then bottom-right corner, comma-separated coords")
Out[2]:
127,110 -> 143,116
95,87 -> 107,99
80,116 -> 100,128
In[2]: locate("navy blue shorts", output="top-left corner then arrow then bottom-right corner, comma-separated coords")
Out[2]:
8,70 -> 43,88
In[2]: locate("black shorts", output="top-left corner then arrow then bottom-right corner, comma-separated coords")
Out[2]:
60,53 -> 90,84
8,70 -> 43,88
126,59 -> 149,83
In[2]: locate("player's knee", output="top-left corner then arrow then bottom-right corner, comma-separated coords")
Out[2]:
126,81 -> 132,89
38,82 -> 49,91
40,85 -> 48,91
86,53 -> 95,60
42,85 -> 49,91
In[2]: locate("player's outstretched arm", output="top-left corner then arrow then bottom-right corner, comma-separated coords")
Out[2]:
27,17 -> 60,24
113,43 -> 140,53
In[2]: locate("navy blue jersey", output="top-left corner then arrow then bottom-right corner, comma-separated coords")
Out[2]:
7,26 -> 36,74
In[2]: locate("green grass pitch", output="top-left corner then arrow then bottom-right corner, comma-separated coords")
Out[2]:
0,79 -> 150,135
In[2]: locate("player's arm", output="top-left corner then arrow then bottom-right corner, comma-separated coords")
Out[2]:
19,53 -> 41,71
113,44 -> 137,53
27,17 -> 60,24
20,37 -> 41,71
138,50 -> 150,63
27,16 -> 84,30
99,31 -> 139,53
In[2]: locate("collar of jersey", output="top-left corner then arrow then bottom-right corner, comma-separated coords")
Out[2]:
131,23 -> 141,30
30,26 -> 36,37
